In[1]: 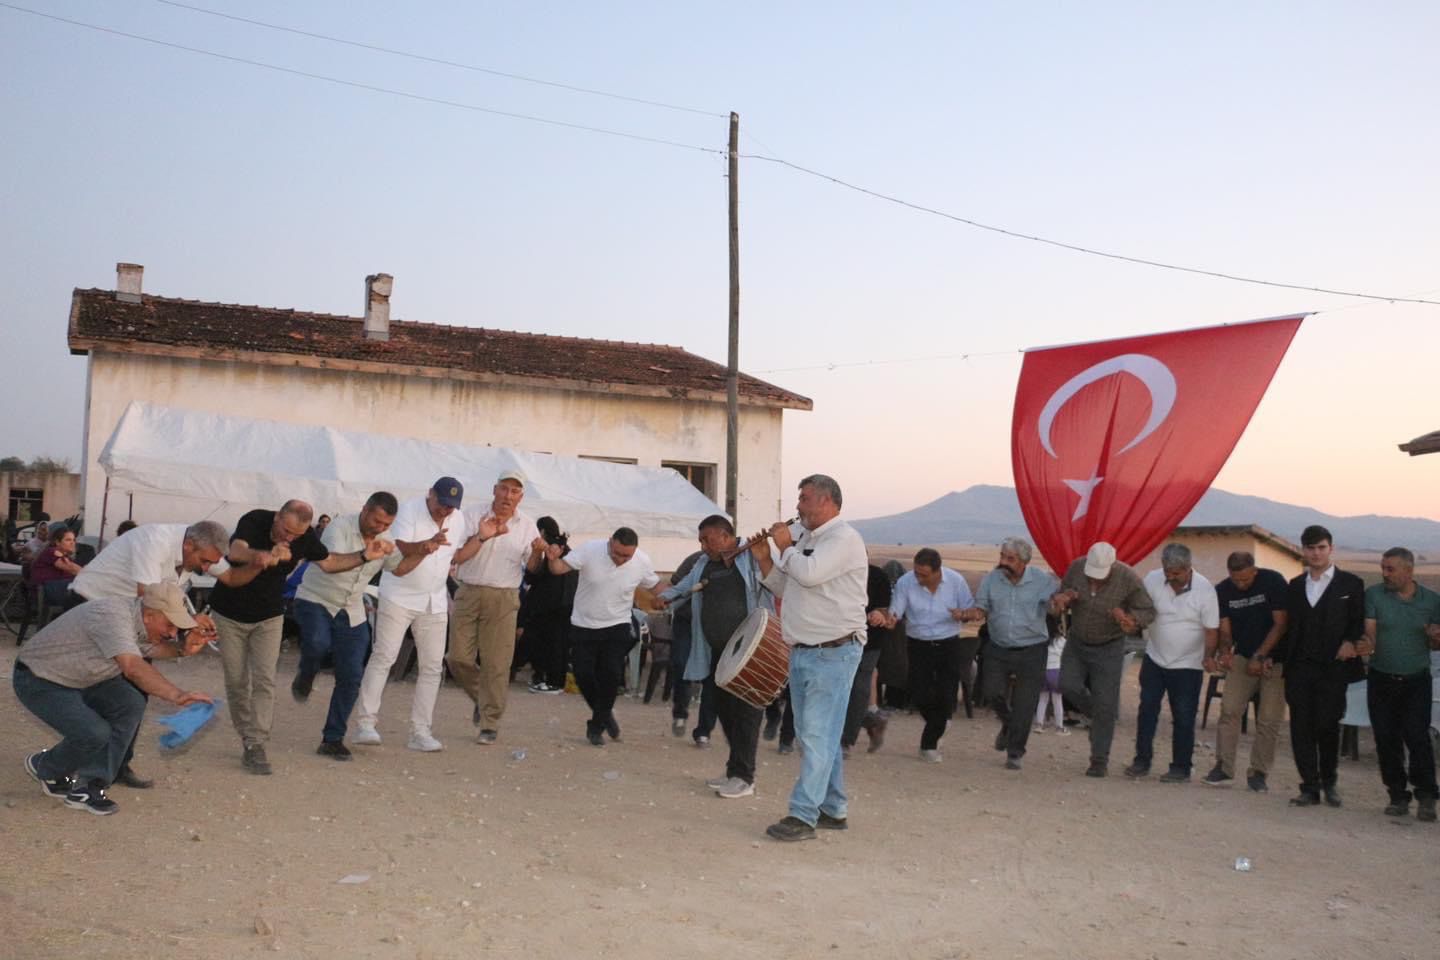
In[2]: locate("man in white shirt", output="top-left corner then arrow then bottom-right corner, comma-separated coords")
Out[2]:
546,527 -> 660,747
1125,543 -> 1219,783
448,470 -> 545,745
753,474 -> 868,843
291,492 -> 422,760
354,477 -> 465,752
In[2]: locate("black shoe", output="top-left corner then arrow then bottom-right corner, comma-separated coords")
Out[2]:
1246,773 -> 1268,793
816,811 -> 848,831
1323,785 -> 1342,808
1289,790 -> 1321,807
114,764 -> 154,789
777,739 -> 795,755
1004,756 -> 1022,771
291,671 -> 314,703
863,712 -> 887,753
1201,766 -> 1233,787
766,816 -> 816,842
1085,759 -> 1108,778
1123,762 -> 1151,779
317,741 -> 353,761
64,780 -> 118,816
762,717 -> 780,741
1417,798 -> 1437,823
242,744 -> 273,775
1384,799 -> 1410,817
993,730 -> 1007,752
24,751 -> 75,799
1158,768 -> 1190,784
605,717 -> 622,741
586,730 -> 605,747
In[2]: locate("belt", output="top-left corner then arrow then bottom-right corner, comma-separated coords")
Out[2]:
909,635 -> 960,644
796,635 -> 858,650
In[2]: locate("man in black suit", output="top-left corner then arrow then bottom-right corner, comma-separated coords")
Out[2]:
1278,525 -> 1366,808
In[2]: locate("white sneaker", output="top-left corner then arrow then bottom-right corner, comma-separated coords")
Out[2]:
716,778 -> 755,799
407,731 -> 444,752
705,774 -> 732,789
352,725 -> 381,746
1032,724 -> 1046,734
1054,725 -> 1071,736
919,748 -> 942,763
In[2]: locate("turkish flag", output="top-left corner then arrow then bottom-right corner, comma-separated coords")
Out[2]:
1011,315 -> 1303,573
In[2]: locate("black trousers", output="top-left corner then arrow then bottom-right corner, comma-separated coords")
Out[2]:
1368,669 -> 1438,803
709,648 -> 763,782
842,646 -> 882,747
570,623 -> 632,733
765,687 -> 795,743
908,637 -> 963,750
981,642 -> 1049,759
1285,660 -> 1350,792
529,615 -> 570,688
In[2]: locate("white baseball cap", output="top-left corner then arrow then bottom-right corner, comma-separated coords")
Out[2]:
1083,542 -> 1117,579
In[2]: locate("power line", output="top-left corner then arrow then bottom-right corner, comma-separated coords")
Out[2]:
0,2 -> 724,156
756,349 -> 1019,375
742,154 -> 1440,307
152,0 -> 727,119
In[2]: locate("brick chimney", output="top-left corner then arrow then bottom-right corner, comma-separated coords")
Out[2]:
364,273 -> 392,341
116,263 -> 143,303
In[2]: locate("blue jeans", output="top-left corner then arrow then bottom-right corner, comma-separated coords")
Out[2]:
787,640 -> 862,825
1134,655 -> 1203,774
293,599 -> 371,744
13,662 -> 147,786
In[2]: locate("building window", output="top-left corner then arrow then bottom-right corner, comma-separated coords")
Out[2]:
580,455 -> 639,465
663,461 -> 717,500
8,488 -> 43,523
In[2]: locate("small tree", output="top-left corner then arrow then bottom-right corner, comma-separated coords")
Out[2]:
0,456 -> 25,472
27,457 -> 72,474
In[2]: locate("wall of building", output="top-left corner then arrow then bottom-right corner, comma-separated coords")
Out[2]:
1,470 -> 82,525
1136,531 -> 1303,584
81,351 -> 793,568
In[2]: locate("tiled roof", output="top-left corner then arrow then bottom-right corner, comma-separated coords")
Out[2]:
67,289 -> 811,410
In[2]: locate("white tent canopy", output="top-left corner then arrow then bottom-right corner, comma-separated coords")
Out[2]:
97,402 -> 723,553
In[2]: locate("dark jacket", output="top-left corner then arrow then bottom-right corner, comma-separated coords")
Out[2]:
1277,567 -> 1365,680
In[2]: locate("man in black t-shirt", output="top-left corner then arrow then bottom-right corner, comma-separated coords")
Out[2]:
211,500 -> 386,775
1203,551 -> 1291,792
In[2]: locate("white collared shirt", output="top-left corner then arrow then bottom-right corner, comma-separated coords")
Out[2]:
71,523 -> 224,599
567,538 -> 660,629
1142,569 -> 1220,669
1305,564 -> 1335,607
378,497 -> 460,614
890,567 -> 974,641
455,507 -> 534,590
295,512 -> 388,623
760,516 -> 868,647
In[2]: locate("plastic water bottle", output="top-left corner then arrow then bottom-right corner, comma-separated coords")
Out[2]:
1233,857 -> 1253,872
510,749 -> 527,761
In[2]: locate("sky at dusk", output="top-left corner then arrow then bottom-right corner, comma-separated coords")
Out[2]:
2,1 -> 1437,523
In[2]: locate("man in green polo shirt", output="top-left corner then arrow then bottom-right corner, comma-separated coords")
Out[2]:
1359,546 -> 1440,822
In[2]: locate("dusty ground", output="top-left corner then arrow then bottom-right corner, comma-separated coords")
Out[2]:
1,643 -> 1437,960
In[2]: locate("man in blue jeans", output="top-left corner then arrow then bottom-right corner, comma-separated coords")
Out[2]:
754,474 -> 868,842
1126,543 -> 1220,783
291,492 -> 422,760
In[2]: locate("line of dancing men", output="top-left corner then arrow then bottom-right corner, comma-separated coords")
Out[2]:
14,470 -> 1439,836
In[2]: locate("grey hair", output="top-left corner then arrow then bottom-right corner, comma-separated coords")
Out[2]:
183,521 -> 230,552
1160,543 -> 1192,570
798,474 -> 843,510
1382,546 -> 1415,568
999,537 -> 1033,564
279,499 -> 315,524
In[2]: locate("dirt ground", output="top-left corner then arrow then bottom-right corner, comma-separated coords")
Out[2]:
2,643 -> 1437,960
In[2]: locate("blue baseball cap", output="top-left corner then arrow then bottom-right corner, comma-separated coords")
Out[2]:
431,476 -> 464,508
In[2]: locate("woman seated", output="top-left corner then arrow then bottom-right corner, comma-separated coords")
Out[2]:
31,523 -> 83,608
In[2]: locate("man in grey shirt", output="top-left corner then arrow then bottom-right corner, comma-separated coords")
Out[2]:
13,582 -> 214,816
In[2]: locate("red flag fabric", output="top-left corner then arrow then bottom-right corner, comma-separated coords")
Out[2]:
1011,315 -> 1303,573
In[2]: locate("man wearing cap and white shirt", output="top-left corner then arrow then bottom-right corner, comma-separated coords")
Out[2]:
355,477 -> 465,752
13,582 -> 213,816
546,526 -> 660,747
1052,541 -> 1156,778
449,470 -> 546,745
1124,543 -> 1219,783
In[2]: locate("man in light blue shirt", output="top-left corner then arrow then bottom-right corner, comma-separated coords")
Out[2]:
872,548 -> 975,762
965,537 -> 1061,770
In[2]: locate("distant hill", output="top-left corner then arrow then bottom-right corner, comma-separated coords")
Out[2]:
852,484 -> 1440,555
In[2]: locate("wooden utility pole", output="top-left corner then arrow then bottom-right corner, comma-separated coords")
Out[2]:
725,111 -> 740,520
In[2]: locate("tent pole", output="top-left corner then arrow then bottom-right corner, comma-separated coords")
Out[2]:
98,476 -> 111,550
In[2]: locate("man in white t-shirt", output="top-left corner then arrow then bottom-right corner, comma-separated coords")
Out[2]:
545,527 -> 660,746
448,470 -> 545,744
1125,543 -> 1220,783
354,477 -> 465,753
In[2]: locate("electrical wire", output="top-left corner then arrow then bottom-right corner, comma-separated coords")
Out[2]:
152,0 -> 728,119
756,349 -> 1019,375
0,3 -> 724,155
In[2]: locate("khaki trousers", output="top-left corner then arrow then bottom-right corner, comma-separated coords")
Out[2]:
448,584 -> 521,729
1215,655 -> 1286,777
214,612 -> 284,748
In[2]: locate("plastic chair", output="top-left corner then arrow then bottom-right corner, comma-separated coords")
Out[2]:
1200,672 -> 1255,733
